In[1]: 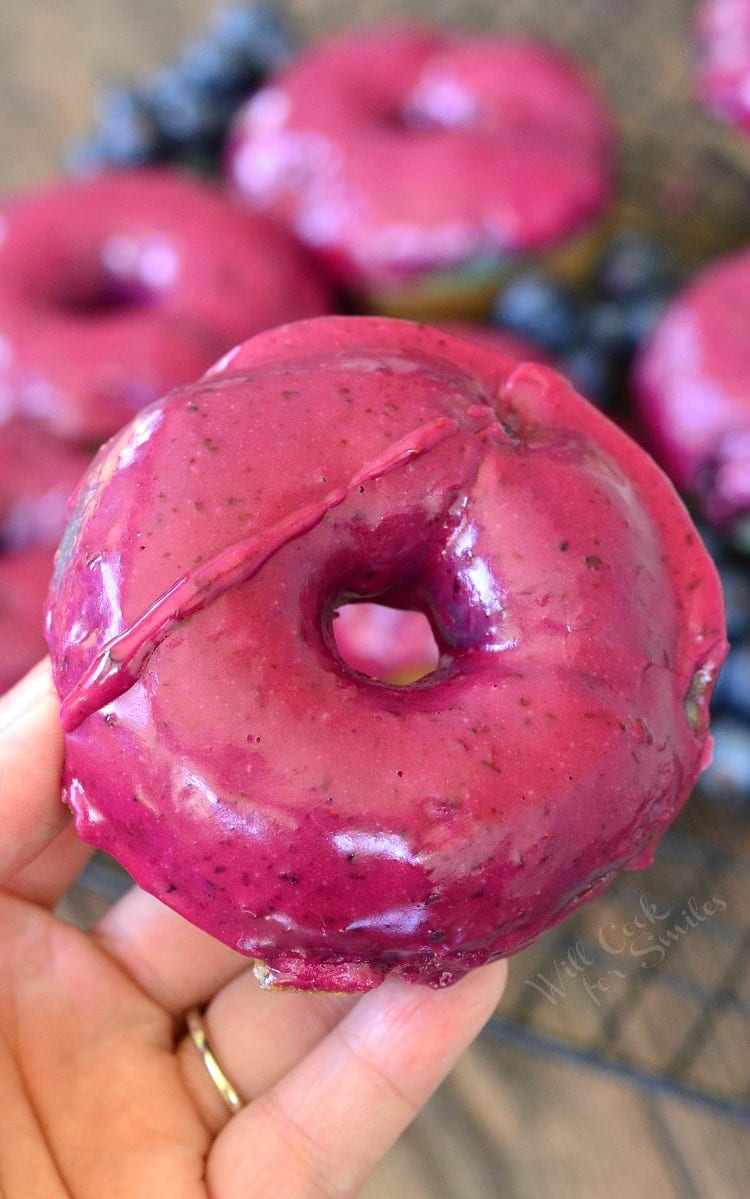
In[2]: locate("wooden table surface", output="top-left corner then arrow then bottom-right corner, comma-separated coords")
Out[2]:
3,2 -> 749,1196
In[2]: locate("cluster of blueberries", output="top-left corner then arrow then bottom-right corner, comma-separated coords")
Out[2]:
67,5 -> 748,811
67,4 -> 293,175
492,233 -> 677,410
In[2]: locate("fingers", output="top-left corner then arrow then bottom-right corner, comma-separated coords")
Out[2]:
1,663 -> 251,1011
0,660 -> 68,882
178,980 -> 356,1134
95,886 -> 250,1013
0,892 -> 211,1198
0,658 -> 55,733
4,821 -> 93,908
208,960 -> 507,1199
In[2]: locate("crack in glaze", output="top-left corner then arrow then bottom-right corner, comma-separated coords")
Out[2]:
60,416 -> 473,733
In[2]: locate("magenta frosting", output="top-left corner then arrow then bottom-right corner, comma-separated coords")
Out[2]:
226,25 -> 614,294
632,247 -> 750,526
0,417 -> 88,692
695,0 -> 750,134
0,168 -> 332,442
47,317 -> 726,990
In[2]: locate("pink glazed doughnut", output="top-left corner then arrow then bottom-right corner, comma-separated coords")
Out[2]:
695,0 -> 750,134
0,168 -> 332,442
632,247 -> 750,527
0,418 -> 88,692
227,24 -> 614,314
0,546 -> 61,694
47,317 -> 726,992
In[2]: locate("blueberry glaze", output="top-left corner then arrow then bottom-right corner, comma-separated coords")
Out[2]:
47,317 -> 727,990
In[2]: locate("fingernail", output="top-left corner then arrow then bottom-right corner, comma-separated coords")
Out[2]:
0,659 -> 54,734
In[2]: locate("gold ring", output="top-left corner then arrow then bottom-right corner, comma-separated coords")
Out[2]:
185,1008 -> 243,1115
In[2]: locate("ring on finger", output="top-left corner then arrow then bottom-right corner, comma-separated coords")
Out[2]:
185,1007 -> 243,1115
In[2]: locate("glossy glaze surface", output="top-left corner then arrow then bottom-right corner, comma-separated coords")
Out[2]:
632,248 -> 750,524
227,25 -> 613,295
0,168 -> 332,442
329,324 -> 544,686
0,417 -> 88,692
47,317 -> 726,990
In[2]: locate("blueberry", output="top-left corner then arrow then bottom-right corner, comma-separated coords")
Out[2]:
493,273 -> 581,354
693,519 -> 728,565
711,641 -> 750,720
170,145 -> 223,178
144,68 -> 238,148
727,515 -> 750,560
718,562 -> 750,642
620,293 -> 667,353
179,36 -> 263,99
80,86 -> 164,168
587,301 -> 632,358
595,232 -> 676,301
64,134 -> 119,175
211,5 -> 295,73
699,716 -> 750,811
559,341 -> 615,408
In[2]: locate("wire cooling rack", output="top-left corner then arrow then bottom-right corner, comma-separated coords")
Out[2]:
487,791 -> 750,1124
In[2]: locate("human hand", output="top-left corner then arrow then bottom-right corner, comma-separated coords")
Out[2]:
0,662 -> 507,1198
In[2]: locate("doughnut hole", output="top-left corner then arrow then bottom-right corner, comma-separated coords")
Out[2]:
53,233 -> 179,315
311,504 -> 510,695
332,601 -> 441,685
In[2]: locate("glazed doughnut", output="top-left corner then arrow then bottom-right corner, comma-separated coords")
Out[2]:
0,168 -> 332,442
227,24 -> 613,316
1,546 -> 59,694
0,417 -> 88,692
47,317 -> 726,992
695,0 -> 750,134
632,247 -> 750,527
